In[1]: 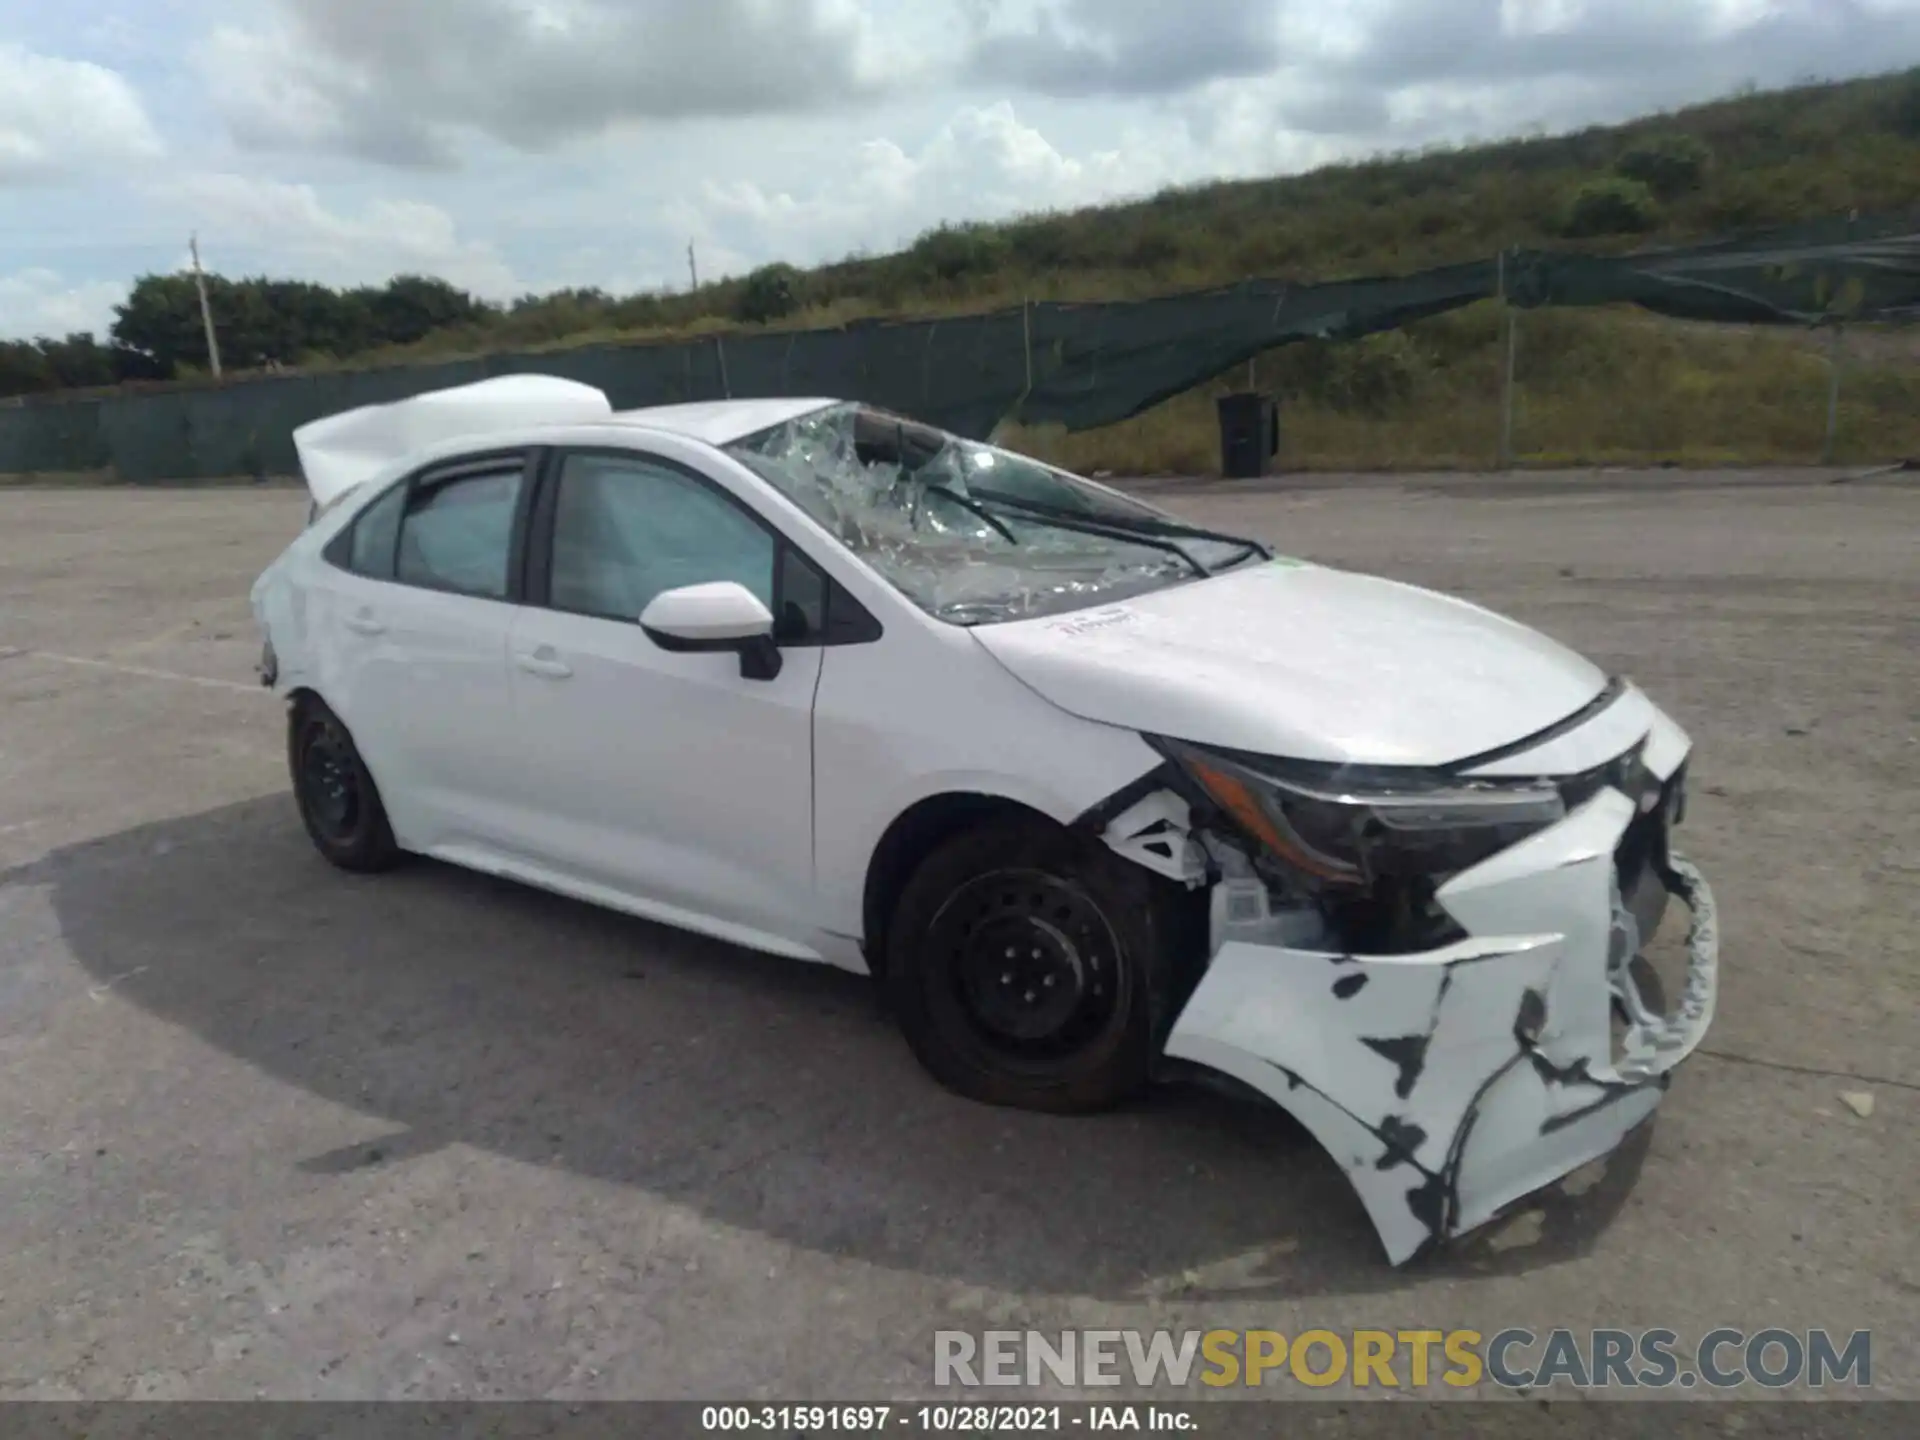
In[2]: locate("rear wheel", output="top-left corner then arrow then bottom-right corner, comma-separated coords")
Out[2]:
288,695 -> 400,872
883,816 -> 1178,1113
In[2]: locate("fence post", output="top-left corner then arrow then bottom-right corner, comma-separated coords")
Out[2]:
1823,324 -> 1845,466
1497,247 -> 1519,471
715,334 -> 732,398
1023,297 -> 1033,397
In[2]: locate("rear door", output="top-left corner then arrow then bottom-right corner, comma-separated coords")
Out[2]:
502,445 -> 832,947
313,451 -> 535,850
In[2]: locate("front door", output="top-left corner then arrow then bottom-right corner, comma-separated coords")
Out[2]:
503,447 -> 821,948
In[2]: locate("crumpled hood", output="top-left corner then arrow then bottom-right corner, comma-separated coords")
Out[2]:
969,558 -> 1609,767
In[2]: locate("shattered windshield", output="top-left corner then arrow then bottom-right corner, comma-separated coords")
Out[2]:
723,403 -> 1266,626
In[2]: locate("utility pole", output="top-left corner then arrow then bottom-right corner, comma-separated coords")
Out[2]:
687,240 -> 699,292
189,233 -> 223,380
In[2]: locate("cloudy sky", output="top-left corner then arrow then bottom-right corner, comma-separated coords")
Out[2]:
4,0 -> 1918,339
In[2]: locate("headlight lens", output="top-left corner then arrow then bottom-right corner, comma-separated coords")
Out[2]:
1156,738 -> 1568,887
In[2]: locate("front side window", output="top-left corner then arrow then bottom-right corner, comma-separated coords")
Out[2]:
395,469 -> 524,599
548,452 -> 775,622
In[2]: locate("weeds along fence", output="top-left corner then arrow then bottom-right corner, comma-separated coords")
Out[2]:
2,211 -> 1915,482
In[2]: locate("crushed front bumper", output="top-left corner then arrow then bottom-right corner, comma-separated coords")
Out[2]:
1162,746 -> 1719,1265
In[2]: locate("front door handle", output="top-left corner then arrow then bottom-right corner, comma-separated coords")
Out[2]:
515,648 -> 573,680
343,610 -> 386,636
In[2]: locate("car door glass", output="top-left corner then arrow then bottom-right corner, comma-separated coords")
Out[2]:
347,482 -> 406,579
396,469 -> 524,599
550,453 -> 775,622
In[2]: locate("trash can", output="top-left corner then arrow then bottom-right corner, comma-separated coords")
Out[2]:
1217,391 -> 1279,479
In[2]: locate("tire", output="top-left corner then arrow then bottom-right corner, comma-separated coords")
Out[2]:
883,815 -> 1181,1114
288,694 -> 401,873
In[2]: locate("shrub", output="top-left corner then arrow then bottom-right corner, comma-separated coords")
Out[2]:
1561,177 -> 1660,238
1616,133 -> 1713,199
909,223 -> 1010,283
1269,331 -> 1426,414
734,264 -> 802,325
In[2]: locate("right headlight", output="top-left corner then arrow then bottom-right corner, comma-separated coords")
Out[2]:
1154,737 -> 1568,888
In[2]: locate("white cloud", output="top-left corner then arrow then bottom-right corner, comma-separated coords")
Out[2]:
661,102 -> 1150,275
0,43 -> 163,183
962,0 -> 1283,96
8,0 -> 1920,345
197,0 -> 925,168
0,268 -> 127,340
156,173 -> 524,299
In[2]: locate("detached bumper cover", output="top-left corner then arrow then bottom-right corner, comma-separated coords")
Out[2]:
1164,781 -> 1719,1265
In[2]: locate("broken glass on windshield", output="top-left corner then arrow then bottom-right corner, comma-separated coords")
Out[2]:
723,403 -> 1262,626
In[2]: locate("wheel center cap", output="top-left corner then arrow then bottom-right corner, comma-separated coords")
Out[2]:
965,916 -> 1085,1041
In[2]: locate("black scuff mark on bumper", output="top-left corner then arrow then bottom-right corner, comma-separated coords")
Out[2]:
1333,972 -> 1370,999
1259,969 -> 1672,1261
1373,1116 -> 1429,1170
1538,1076 -> 1667,1137
1362,1036 -> 1431,1100
1359,968 -> 1452,1099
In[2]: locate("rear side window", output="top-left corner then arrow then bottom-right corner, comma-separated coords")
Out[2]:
344,483 -> 406,579
396,469 -> 525,600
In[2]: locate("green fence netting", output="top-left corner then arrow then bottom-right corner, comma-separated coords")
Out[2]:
2,210 -> 1915,481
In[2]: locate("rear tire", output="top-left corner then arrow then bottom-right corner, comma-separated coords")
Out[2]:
884,816 -> 1179,1114
288,695 -> 400,873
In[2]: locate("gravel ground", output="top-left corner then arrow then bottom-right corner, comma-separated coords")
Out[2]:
0,471 -> 1914,1411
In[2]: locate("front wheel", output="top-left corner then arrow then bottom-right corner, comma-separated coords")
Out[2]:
288,695 -> 400,873
883,817 -> 1178,1114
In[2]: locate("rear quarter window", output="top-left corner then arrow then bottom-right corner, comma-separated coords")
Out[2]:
323,482 -> 407,580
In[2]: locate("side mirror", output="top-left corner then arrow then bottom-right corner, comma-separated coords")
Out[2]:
638,581 -> 782,680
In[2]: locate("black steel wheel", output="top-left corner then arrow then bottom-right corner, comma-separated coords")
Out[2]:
884,815 -> 1183,1114
930,871 -> 1129,1068
288,695 -> 400,872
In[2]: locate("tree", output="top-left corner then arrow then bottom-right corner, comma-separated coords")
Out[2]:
35,333 -> 118,389
1561,177 -> 1660,238
367,274 -> 490,346
734,264 -> 802,324
0,341 -> 53,397
1616,133 -> 1712,200
110,273 -> 213,375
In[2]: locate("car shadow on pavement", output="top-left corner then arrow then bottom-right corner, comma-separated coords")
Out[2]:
15,796 -> 1654,1301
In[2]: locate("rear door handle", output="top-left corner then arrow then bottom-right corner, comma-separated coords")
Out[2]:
344,610 -> 386,636
515,648 -> 573,680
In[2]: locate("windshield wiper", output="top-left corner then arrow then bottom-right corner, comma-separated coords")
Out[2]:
915,486 -> 1020,543
934,489 -> 1216,577
920,484 -> 1224,577
965,487 -> 1273,567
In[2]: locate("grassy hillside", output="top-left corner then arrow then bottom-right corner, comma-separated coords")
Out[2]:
31,68 -> 1920,472
326,67 -> 1920,470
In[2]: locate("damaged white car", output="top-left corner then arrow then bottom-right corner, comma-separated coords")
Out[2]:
252,375 -> 1718,1265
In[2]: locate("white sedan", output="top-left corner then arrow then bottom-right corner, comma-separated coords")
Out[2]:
252,375 -> 1718,1265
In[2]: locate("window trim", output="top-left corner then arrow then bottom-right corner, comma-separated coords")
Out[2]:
323,448 -> 538,604
525,444 -> 881,649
